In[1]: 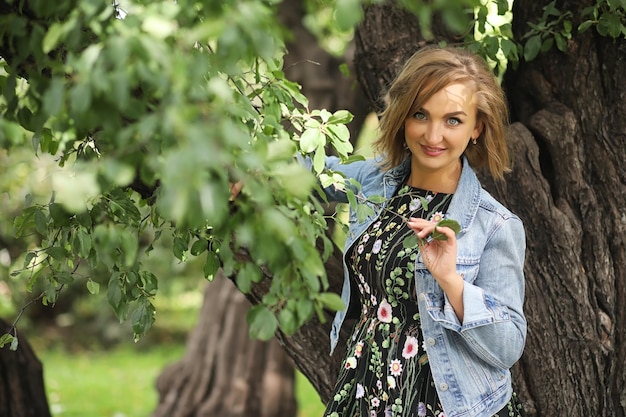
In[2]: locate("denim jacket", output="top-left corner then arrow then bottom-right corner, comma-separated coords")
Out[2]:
320,155 -> 527,417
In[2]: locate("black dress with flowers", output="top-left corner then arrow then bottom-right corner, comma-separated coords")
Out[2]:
323,184 -> 524,417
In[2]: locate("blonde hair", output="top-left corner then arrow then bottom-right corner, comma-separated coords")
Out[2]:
373,46 -> 510,179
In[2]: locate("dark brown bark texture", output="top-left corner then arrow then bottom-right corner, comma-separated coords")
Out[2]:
350,1 -> 626,416
0,319 -> 52,417
151,271 -> 298,417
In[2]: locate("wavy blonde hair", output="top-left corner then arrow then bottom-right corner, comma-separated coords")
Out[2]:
373,46 -> 510,179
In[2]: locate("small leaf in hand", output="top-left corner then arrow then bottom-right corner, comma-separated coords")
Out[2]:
403,234 -> 418,249
431,219 -> 461,241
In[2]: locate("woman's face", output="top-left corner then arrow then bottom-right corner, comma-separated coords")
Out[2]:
404,82 -> 483,180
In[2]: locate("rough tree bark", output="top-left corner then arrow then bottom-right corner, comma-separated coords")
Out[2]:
0,319 -> 51,417
151,271 -> 298,417
496,1 -> 626,415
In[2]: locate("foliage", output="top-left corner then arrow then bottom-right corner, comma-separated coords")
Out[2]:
1,0 -> 625,349
520,1 -> 574,62
579,0 -> 626,38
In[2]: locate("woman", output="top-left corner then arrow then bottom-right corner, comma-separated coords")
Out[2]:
319,47 -> 527,417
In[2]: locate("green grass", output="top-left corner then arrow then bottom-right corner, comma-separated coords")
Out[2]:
39,344 -> 326,417
41,345 -> 185,417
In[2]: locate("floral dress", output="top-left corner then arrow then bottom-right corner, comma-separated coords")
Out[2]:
324,184 -> 524,417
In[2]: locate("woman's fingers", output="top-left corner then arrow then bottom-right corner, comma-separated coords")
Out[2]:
407,218 -> 436,238
408,218 -> 456,241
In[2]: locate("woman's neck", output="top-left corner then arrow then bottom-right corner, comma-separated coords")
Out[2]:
406,160 -> 462,194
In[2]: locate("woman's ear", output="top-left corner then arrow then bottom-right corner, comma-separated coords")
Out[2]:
473,120 -> 484,140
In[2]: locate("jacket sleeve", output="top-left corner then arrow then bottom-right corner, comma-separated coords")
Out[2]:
440,215 -> 527,369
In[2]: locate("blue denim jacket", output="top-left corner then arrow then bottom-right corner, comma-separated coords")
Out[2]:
320,155 -> 526,417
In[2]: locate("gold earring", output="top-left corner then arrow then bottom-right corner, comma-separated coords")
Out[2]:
471,137 -> 477,145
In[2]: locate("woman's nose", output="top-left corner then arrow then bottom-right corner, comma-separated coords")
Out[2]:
424,123 -> 442,144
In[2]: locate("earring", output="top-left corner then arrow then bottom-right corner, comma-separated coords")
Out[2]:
471,137 -> 477,145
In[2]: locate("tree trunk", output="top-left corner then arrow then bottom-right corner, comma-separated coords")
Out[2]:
151,270 -> 298,417
0,319 -> 52,417
497,1 -> 626,415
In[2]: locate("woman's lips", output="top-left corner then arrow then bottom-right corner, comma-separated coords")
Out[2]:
421,145 -> 445,156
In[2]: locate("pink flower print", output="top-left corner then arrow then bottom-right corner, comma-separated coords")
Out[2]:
370,295 -> 377,305
377,299 -> 393,323
356,383 -> 365,399
370,411 -> 376,417
358,244 -> 364,254
430,212 -> 444,223
402,336 -> 419,359
362,233 -> 370,242
373,221 -> 381,229
418,402 -> 427,416
372,239 -> 382,254
355,341 -> 364,358
371,397 -> 380,407
376,379 -> 383,390
389,359 -> 403,376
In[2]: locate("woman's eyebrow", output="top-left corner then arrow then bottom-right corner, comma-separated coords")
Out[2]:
415,107 -> 468,117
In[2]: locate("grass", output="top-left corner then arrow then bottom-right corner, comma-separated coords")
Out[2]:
38,344 -> 326,417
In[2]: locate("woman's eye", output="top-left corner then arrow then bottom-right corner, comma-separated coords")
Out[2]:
413,112 -> 427,120
448,117 -> 461,126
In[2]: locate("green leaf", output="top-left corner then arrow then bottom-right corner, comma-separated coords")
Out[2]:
73,228 -> 92,258
46,246 -> 67,260
554,33 -> 567,52
578,20 -> 594,33
190,239 -> 208,256
23,252 -> 36,269
317,292 -> 345,312
328,110 -> 353,124
0,333 -> 14,349
335,0 -> 363,31
107,277 -> 123,310
278,308 -> 297,334
402,234 -> 419,249
173,237 -> 188,261
431,219 -> 462,241
246,305 -> 278,340
55,272 -> 74,285
299,128 -> 324,153
131,302 -> 155,338
42,22 -> 65,54
203,251 -> 220,280
87,279 -> 100,295
524,35 -> 543,61
34,209 -> 48,235
49,203 -> 71,227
